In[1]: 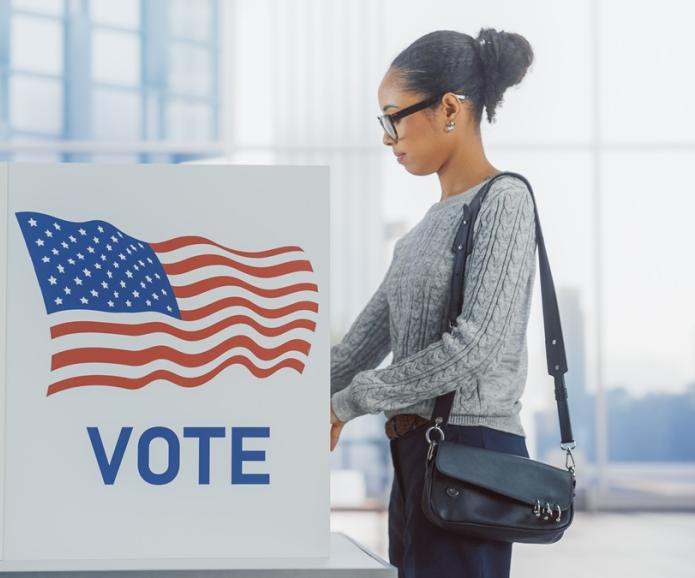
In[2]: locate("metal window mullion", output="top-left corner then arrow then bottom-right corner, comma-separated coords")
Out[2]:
141,0 -> 169,163
63,0 -> 91,162
0,1 -> 10,147
10,8 -> 64,22
210,0 -> 220,141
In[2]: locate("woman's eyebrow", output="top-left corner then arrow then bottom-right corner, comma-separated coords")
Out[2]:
381,103 -> 399,112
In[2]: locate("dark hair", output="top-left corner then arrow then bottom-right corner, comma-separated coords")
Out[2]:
389,28 -> 534,124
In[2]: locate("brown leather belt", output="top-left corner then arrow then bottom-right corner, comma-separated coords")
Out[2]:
385,413 -> 433,440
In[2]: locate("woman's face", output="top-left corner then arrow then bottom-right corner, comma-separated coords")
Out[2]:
378,71 -> 470,176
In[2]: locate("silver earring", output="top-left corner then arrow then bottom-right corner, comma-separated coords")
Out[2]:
445,121 -> 456,132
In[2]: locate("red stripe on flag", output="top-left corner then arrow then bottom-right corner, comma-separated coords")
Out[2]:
178,297 -> 318,322
51,335 -> 312,369
47,355 -> 306,396
162,254 -> 314,276
171,276 -> 318,299
50,315 -> 316,340
149,236 -> 304,257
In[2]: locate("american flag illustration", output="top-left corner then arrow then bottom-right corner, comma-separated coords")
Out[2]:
15,211 -> 319,396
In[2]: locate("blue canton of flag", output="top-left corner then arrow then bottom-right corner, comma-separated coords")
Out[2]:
16,212 -> 181,319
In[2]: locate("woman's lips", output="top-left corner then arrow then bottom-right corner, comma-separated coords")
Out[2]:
396,153 -> 406,163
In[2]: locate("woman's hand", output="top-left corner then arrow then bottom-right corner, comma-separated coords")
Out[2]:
330,402 -> 345,452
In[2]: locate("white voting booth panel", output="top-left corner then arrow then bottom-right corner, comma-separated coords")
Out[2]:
0,163 -> 330,564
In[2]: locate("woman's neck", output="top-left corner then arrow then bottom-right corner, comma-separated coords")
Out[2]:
438,165 -> 501,202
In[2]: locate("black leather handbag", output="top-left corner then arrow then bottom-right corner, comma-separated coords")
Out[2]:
421,171 -> 577,544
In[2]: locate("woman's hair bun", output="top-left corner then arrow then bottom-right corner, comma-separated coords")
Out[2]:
475,27 -> 534,123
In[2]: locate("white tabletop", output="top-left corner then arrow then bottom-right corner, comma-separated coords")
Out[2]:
0,532 -> 397,577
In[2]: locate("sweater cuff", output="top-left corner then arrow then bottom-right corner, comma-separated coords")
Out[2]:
331,385 -> 363,424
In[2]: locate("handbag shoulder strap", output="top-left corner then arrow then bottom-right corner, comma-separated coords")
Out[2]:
432,171 -> 575,449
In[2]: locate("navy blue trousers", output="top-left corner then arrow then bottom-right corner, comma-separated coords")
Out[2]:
388,423 -> 530,578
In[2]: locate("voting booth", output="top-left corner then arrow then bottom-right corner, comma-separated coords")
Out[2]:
0,162 -> 350,570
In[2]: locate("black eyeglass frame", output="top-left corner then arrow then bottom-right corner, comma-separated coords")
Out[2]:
377,91 -> 467,141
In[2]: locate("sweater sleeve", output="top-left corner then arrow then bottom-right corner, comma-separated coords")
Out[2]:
330,250 -> 395,396
330,180 -> 537,424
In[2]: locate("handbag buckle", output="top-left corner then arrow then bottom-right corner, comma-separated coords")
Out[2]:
562,444 -> 576,477
425,417 -> 445,444
533,499 -> 541,518
542,502 -> 553,520
533,499 -> 563,523
425,417 -> 446,462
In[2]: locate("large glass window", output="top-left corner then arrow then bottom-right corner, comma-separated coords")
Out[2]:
0,0 -> 221,162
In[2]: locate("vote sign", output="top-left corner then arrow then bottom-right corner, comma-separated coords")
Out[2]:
0,163 -> 329,562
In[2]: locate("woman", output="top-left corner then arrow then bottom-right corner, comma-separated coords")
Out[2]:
329,28 -> 536,578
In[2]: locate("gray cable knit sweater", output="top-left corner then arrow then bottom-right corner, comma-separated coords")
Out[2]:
330,174 -> 537,437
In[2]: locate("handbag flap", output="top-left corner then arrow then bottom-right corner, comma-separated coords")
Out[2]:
434,441 -> 574,509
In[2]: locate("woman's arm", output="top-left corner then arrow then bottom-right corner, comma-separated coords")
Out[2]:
330,252 -> 395,396
330,179 -> 537,424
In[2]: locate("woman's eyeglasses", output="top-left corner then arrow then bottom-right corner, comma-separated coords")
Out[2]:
377,92 -> 468,141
